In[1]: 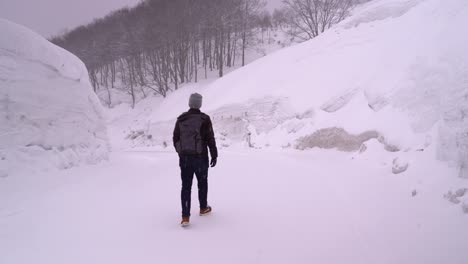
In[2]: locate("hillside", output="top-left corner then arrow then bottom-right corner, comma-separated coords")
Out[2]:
110,0 -> 467,178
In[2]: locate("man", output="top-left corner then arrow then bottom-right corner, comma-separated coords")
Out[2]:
173,93 -> 218,227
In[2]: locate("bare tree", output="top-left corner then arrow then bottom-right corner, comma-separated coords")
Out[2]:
272,8 -> 288,29
283,0 -> 353,41
51,0 -> 268,108
244,0 -> 266,66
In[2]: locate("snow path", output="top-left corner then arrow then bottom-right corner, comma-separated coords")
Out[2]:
1,150 -> 467,264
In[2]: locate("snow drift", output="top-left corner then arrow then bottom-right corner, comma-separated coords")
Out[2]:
113,0 -> 466,176
0,19 -> 108,176
202,0 -> 468,170
107,0 -> 467,178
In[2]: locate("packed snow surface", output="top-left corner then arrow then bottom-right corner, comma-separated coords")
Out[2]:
0,19 -> 108,176
1,147 -> 467,264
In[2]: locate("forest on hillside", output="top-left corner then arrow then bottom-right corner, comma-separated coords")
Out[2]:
52,0 -> 278,106
52,0 -> 362,107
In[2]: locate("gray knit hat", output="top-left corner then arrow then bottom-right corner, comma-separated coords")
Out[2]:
188,93 -> 203,109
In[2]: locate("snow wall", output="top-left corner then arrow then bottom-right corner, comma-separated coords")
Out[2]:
0,19 -> 109,176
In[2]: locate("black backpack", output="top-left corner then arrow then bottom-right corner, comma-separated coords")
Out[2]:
176,114 -> 205,155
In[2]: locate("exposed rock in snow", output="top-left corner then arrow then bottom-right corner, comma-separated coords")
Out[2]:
0,19 -> 108,174
444,188 -> 467,204
296,127 -> 379,151
392,157 -> 409,174
295,127 -> 401,153
460,164 -> 468,179
447,189 -> 468,214
359,143 -> 368,153
462,202 -> 468,214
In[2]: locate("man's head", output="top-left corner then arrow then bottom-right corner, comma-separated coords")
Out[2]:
189,93 -> 203,109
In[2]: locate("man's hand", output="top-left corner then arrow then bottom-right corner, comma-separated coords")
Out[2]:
210,158 -> 217,168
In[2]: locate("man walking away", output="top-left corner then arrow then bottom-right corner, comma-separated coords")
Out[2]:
173,93 -> 218,227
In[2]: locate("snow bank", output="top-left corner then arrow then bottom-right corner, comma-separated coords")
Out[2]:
109,0 -> 467,177
0,19 -> 108,175
197,0 -> 467,176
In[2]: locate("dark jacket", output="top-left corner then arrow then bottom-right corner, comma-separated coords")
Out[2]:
173,109 -> 218,160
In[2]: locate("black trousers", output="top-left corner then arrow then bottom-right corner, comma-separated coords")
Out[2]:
179,155 -> 209,217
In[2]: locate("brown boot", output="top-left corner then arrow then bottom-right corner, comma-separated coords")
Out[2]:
199,206 -> 212,216
180,216 -> 190,227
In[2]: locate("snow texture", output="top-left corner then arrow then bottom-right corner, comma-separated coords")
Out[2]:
0,19 -> 108,175
2,148 -> 468,264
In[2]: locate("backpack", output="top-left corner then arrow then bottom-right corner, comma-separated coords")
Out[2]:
176,114 -> 205,155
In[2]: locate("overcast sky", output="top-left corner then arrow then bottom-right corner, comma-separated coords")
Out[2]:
0,0 -> 284,38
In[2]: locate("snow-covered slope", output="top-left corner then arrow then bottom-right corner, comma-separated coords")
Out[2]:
0,19 -> 108,176
113,0 -> 467,177
204,0 -> 468,171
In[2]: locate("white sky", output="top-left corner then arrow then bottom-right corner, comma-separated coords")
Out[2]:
0,0 -> 284,38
